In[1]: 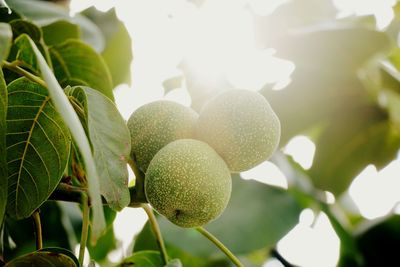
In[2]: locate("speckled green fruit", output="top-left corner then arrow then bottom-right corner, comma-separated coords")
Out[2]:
195,89 -> 281,172
127,100 -> 198,172
145,139 -> 232,228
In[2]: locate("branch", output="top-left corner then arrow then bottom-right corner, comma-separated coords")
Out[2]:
31,210 -> 43,250
195,227 -> 244,267
2,60 -> 47,87
141,204 -> 169,264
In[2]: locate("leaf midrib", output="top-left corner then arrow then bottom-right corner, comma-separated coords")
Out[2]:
14,96 -> 50,216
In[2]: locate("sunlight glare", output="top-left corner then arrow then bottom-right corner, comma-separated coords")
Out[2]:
110,208 -> 148,262
277,211 -> 340,267
333,0 -> 395,29
284,136 -> 316,170
240,161 -> 288,188
349,161 -> 400,219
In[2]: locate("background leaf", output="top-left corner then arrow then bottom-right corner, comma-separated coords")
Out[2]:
6,0 -> 104,52
117,251 -> 163,267
9,19 -> 42,42
82,7 -> 133,87
0,68 -> 7,224
42,20 -> 80,46
6,78 -> 71,219
50,40 -> 114,100
0,22 -> 12,64
5,247 -> 79,267
309,105 -> 400,195
66,86 -> 130,210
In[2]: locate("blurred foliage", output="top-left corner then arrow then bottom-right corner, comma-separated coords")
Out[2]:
1,0 -> 400,266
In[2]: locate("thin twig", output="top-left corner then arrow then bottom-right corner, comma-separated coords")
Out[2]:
79,193 -> 90,266
141,204 -> 168,264
195,227 -> 244,267
31,210 -> 43,250
2,60 -> 46,87
270,248 -> 294,267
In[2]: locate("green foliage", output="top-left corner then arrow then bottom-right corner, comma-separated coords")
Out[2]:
82,7 -> 133,86
41,20 -> 80,46
2,0 -> 400,266
49,40 -> 114,100
0,68 -> 7,224
6,77 -> 71,219
66,86 -> 130,210
6,0 -> 104,51
5,248 -> 79,267
145,139 -> 231,228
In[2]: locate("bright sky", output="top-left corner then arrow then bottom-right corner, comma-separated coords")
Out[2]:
68,1 -> 400,266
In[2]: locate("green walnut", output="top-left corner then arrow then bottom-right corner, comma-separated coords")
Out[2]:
145,139 -> 232,228
127,100 -> 198,172
195,89 -> 281,172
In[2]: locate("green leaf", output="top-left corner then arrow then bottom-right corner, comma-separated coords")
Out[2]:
5,78 -> 71,219
49,40 -> 114,100
117,251 -> 163,267
380,90 -> 400,134
155,177 -> 301,256
0,22 -> 12,64
263,26 -> 390,144
9,19 -> 42,41
42,20 -> 80,46
6,0 -> 104,52
5,247 -> 79,267
274,26 -> 389,73
0,68 -> 7,224
86,207 -> 116,261
309,105 -> 400,195
66,86 -> 130,210
29,36 -> 105,242
13,34 -> 40,72
82,7 -> 133,87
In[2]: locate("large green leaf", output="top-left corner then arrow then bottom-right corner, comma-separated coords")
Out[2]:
153,177 -> 301,256
273,26 -> 389,73
0,22 -> 12,64
117,251 -> 163,267
42,20 -> 80,46
50,40 -> 114,100
66,86 -> 130,210
6,0 -> 104,52
82,7 -> 133,86
0,68 -> 7,224
9,19 -> 42,42
6,78 -> 70,219
29,36 -> 105,241
263,26 -> 390,144
5,247 -> 79,267
309,105 -> 400,195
